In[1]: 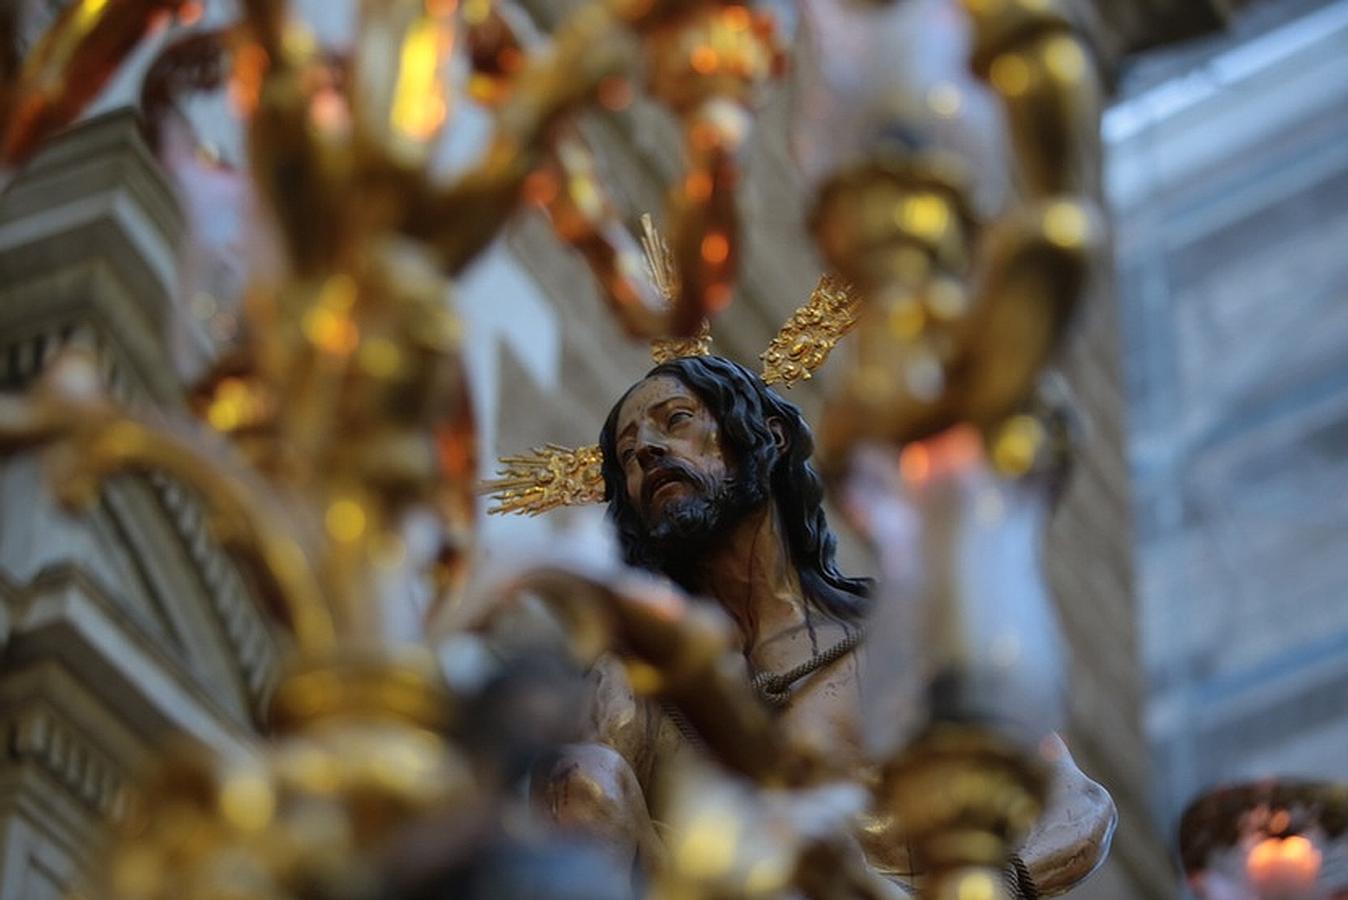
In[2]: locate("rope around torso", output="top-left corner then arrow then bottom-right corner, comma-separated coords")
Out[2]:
750,628 -> 864,709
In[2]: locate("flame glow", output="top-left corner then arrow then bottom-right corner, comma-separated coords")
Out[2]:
390,15 -> 453,143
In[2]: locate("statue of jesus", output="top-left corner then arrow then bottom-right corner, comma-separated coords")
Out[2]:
531,355 -> 1116,898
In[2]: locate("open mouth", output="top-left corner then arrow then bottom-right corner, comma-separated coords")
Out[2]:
651,480 -> 683,501
644,469 -> 687,507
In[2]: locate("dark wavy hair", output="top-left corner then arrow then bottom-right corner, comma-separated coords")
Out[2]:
598,356 -> 870,622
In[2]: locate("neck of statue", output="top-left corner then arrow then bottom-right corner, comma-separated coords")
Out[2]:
689,501 -> 810,652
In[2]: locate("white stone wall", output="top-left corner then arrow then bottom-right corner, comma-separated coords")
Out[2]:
1109,0 -> 1348,849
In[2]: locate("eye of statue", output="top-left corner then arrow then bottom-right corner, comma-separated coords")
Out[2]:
667,409 -> 692,427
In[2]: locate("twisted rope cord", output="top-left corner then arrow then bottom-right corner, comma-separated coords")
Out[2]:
1006,853 -> 1040,900
750,629 -> 864,709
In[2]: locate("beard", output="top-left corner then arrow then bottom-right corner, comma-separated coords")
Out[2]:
637,460 -> 768,571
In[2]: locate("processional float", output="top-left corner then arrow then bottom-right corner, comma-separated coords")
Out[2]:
0,1 -> 1318,899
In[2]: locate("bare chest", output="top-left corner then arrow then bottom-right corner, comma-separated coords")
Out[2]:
758,638 -> 869,776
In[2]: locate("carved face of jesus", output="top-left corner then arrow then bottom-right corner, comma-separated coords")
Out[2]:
612,375 -> 737,538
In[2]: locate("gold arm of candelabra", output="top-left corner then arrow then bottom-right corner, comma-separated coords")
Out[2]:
964,0 -> 1104,199
415,6 -> 639,275
351,0 -> 455,173
882,727 -> 1048,900
534,128 -> 680,339
446,1 -> 782,338
952,0 -> 1108,434
643,3 -> 784,337
0,0 -> 185,164
661,97 -> 750,335
812,164 -> 976,460
462,0 -> 528,107
954,199 -> 1104,427
238,0 -> 285,60
236,12 -> 356,278
0,354 -> 336,656
504,565 -> 795,784
459,5 -> 673,337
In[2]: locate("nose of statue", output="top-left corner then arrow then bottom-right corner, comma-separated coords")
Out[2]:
635,440 -> 667,470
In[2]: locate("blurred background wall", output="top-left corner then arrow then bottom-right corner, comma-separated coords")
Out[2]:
1108,0 -> 1348,852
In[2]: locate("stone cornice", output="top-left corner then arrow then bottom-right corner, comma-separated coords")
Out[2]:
2,685 -> 130,823
146,471 -> 280,707
0,110 -> 184,405
2,564 -> 256,756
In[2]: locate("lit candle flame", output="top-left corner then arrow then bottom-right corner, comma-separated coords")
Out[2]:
1246,835 -> 1322,899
